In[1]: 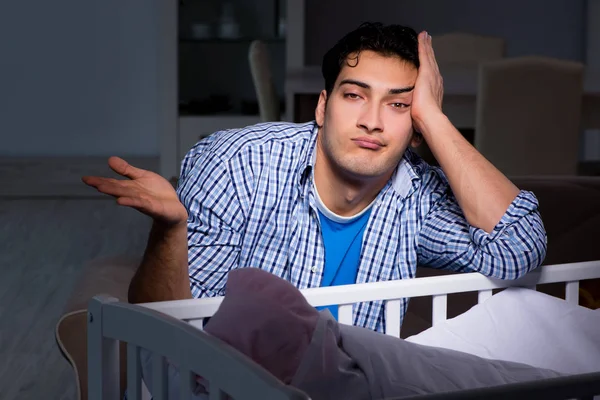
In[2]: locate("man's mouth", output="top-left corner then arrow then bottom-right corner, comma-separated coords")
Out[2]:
352,137 -> 384,150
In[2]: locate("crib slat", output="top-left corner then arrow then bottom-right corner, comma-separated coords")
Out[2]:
87,298 -> 120,400
187,318 -> 204,330
152,354 -> 168,400
432,294 -> 447,326
338,304 -> 353,325
127,344 -> 142,400
565,281 -> 579,305
179,368 -> 195,400
478,289 -> 493,304
385,300 -> 402,337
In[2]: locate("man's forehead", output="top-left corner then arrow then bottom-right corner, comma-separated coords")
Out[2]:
336,59 -> 417,89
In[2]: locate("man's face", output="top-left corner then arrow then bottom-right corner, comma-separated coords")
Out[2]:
315,50 -> 419,183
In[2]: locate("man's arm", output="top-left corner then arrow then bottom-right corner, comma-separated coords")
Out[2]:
83,135 -> 244,304
410,32 -> 546,278
128,220 -> 192,303
181,148 -> 245,299
82,156 -> 193,303
411,31 -> 520,234
416,171 -> 547,279
419,114 -> 519,233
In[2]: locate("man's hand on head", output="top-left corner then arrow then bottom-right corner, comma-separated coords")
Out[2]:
411,31 -> 445,138
407,31 -> 522,234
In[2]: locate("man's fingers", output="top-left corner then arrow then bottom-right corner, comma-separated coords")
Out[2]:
108,156 -> 146,180
419,31 -> 435,71
418,31 -> 439,71
426,34 -> 444,102
427,34 -> 440,76
81,175 -> 99,187
83,176 -> 138,198
96,182 -> 138,199
418,31 -> 443,97
418,31 -> 429,67
82,175 -> 114,188
82,175 -> 116,189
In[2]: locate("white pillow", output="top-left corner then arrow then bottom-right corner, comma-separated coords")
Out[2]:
406,287 -> 600,375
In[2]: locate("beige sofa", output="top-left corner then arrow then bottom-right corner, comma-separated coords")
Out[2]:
55,176 -> 600,399
55,256 -> 139,400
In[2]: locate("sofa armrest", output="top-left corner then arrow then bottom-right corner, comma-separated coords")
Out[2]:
57,255 -> 141,400
64,255 -> 141,314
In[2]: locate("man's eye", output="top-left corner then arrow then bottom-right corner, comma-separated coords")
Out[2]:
344,93 -> 360,99
392,103 -> 409,108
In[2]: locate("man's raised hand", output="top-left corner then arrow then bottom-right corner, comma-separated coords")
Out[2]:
82,156 -> 188,227
411,31 -> 445,136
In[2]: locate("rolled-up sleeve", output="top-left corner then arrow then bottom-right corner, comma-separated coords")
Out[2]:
177,144 -> 245,298
417,179 -> 547,280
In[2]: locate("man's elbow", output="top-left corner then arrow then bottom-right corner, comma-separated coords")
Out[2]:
473,229 -> 547,280
127,274 -> 146,304
501,235 -> 547,280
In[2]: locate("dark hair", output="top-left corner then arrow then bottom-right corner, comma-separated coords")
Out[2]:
321,22 -> 419,96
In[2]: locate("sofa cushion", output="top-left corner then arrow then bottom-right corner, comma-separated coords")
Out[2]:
513,176 -> 600,265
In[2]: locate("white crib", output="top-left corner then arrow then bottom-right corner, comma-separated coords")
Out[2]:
87,260 -> 600,400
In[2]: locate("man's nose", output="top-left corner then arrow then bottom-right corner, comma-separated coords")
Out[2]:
357,101 -> 383,133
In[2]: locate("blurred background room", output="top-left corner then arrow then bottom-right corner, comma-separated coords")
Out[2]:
0,1 -> 599,398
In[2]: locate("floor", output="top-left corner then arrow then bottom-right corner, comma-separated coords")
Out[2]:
0,157 -> 157,399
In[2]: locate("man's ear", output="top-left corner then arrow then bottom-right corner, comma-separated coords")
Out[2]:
315,90 -> 328,127
410,129 -> 424,148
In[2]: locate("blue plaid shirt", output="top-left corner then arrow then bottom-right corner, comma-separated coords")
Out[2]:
176,121 -> 547,333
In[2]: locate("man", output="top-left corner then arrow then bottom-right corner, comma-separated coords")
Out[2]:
83,23 -> 547,333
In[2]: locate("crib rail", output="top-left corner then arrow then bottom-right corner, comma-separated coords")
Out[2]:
87,295 -> 310,400
141,260 -> 600,337
90,260 -> 600,400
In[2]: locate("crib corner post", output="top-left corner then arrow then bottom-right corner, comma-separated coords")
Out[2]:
87,295 -> 121,400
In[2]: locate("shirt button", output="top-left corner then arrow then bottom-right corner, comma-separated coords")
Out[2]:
311,266 -> 318,273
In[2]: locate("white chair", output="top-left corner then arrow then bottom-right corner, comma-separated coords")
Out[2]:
474,56 -> 584,176
248,40 -> 280,122
433,32 -> 506,64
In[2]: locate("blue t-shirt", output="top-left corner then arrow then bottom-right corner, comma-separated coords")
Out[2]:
315,207 -> 372,320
